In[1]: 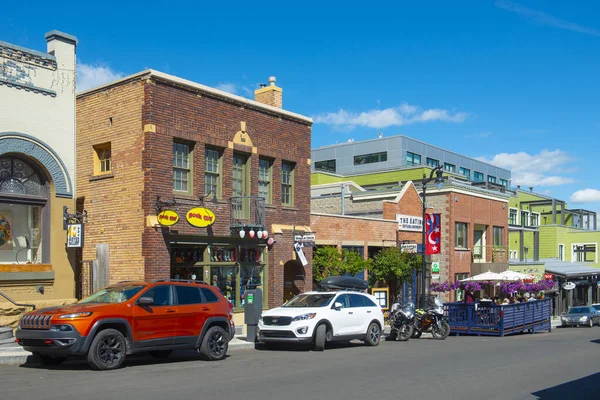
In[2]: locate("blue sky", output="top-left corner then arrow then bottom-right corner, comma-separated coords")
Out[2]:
2,1 -> 599,214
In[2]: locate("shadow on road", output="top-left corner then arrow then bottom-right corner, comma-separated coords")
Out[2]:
531,373 -> 600,399
254,340 -> 367,352
18,351 -> 232,371
590,339 -> 600,344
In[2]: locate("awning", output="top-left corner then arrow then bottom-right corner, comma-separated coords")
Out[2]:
542,259 -> 600,279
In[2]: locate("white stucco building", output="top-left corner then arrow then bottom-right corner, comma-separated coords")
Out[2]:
0,30 -> 78,313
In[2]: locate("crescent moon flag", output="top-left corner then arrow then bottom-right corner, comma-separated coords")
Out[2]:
426,213 -> 441,255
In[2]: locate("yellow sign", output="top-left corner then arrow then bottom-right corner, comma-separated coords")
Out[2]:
186,207 -> 216,228
157,209 -> 179,226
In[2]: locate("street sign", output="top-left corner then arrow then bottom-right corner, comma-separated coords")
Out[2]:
400,243 -> 418,253
431,261 -> 440,280
294,233 -> 315,247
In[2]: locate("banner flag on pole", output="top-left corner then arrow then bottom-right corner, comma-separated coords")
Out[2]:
425,213 -> 441,255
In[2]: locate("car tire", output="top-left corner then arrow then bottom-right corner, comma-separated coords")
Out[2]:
87,328 -> 127,370
314,324 -> 326,351
588,319 -> 593,328
34,352 -> 67,366
364,322 -> 381,346
199,326 -> 229,361
149,350 -> 172,358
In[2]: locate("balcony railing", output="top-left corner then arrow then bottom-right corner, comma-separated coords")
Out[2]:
472,245 -> 509,263
230,196 -> 266,231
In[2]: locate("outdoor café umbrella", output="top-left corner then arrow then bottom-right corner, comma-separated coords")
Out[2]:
460,271 -> 503,282
498,270 -> 532,281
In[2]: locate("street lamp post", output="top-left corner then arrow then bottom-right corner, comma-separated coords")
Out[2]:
421,165 -> 445,309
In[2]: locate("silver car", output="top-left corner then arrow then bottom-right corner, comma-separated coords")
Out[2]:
560,306 -> 600,327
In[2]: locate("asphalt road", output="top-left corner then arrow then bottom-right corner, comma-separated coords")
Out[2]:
0,327 -> 598,400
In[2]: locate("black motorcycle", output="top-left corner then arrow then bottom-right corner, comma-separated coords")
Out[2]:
388,300 -> 415,341
412,297 -> 450,340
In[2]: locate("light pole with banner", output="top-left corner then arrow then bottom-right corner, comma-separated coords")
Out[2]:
420,165 -> 444,309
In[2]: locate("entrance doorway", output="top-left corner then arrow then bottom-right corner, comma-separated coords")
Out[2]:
283,260 -> 305,303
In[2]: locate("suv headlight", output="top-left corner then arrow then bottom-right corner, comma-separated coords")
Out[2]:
292,313 -> 316,322
58,312 -> 93,319
579,316 -> 588,322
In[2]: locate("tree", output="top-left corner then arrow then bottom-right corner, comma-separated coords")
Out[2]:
312,246 -> 371,284
370,247 -> 421,287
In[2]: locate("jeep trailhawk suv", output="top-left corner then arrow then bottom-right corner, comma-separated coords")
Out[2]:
16,279 -> 235,370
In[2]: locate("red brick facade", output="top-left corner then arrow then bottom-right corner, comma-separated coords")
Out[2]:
77,71 -> 312,309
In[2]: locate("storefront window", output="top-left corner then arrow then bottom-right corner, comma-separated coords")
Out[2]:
240,265 -> 263,308
210,266 -> 237,305
0,157 -> 46,264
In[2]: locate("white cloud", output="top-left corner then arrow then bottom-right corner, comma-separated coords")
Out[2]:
76,62 -> 125,92
570,189 -> 600,204
478,149 -> 575,187
215,83 -> 237,94
496,1 -> 600,37
313,103 -> 468,130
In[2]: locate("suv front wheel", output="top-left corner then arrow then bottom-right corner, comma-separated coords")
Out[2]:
199,326 -> 228,361
87,328 -> 127,370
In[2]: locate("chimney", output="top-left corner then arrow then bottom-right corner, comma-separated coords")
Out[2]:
254,76 -> 282,108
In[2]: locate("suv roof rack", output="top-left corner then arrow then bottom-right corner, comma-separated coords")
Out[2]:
152,278 -> 209,285
318,276 -> 368,292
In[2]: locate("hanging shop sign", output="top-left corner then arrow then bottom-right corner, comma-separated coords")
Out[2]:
400,243 -> 418,253
294,233 -> 316,247
396,214 -> 423,232
186,207 -> 216,228
543,273 -> 555,281
157,209 -> 179,226
562,281 -> 576,290
294,242 -> 308,266
67,223 -> 84,248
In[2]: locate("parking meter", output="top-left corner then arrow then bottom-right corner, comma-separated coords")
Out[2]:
244,286 -> 262,342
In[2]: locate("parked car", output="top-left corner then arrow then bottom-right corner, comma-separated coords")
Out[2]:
16,279 -> 235,370
592,303 -> 600,312
257,277 -> 384,351
560,306 -> 600,327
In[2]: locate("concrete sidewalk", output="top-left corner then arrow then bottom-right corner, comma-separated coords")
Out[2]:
0,335 -> 256,365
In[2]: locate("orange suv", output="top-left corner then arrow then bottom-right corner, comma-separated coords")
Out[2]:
15,279 -> 235,370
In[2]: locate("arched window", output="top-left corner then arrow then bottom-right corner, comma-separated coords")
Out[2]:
0,157 -> 48,264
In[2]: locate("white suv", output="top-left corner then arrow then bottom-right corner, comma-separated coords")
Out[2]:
257,290 -> 385,351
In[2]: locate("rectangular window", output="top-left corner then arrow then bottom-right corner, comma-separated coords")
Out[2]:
426,158 -> 439,168
314,159 -> 336,173
509,208 -> 518,225
530,212 -> 539,227
558,244 -> 565,261
488,175 -> 496,184
232,153 -> 248,198
444,163 -> 456,173
455,222 -> 468,248
493,226 -> 504,246
259,158 -> 272,203
93,143 -> 112,175
173,141 -> 192,194
204,147 -> 221,197
354,152 -> 387,165
460,167 -> 471,180
573,244 -> 597,263
406,152 -> 421,166
499,178 -> 508,187
474,171 -> 484,182
282,161 -> 295,206
0,205 -> 43,264
521,211 -> 530,227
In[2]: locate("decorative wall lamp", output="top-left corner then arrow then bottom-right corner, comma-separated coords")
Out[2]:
199,191 -> 218,204
238,227 -> 269,239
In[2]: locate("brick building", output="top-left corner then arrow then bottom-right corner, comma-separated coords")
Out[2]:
311,178 -> 510,302
76,70 -> 313,323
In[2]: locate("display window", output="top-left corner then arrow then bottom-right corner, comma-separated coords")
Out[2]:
0,157 -> 47,264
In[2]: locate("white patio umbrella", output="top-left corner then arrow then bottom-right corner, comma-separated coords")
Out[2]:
460,271 -> 504,282
498,270 -> 532,281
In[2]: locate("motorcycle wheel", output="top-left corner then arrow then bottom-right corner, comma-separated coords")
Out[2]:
411,329 -> 422,339
388,329 -> 398,341
432,321 -> 451,340
397,324 -> 413,342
